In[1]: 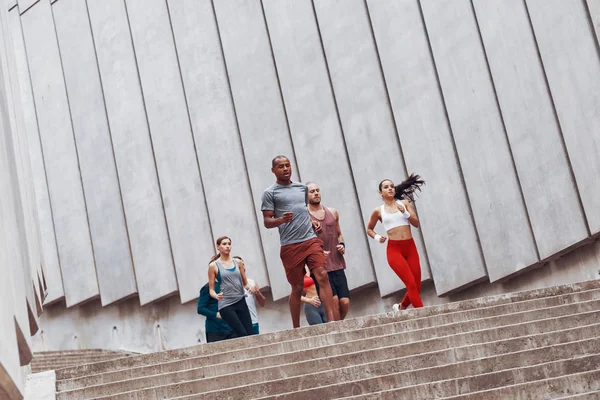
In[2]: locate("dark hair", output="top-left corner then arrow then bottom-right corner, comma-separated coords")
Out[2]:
272,155 -> 289,167
232,255 -> 243,262
379,173 -> 425,202
209,236 -> 231,264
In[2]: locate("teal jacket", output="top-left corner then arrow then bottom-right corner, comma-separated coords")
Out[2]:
197,282 -> 232,333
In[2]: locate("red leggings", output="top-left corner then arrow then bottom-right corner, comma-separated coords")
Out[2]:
386,238 -> 423,308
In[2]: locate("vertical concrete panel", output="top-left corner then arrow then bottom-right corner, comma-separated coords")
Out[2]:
86,0 -> 177,305
21,0 -> 99,307
473,0 -> 589,259
125,0 -> 213,304
167,0 -> 269,288
0,2 -> 40,328
8,8 -> 63,305
311,0 -> 431,296
587,0 -> 600,44
52,0 -> 136,306
527,0 -> 600,234
420,0 -> 538,282
367,0 -> 485,295
17,0 -> 38,14
213,0 -> 299,300
262,0 -> 375,291
0,260 -> 21,399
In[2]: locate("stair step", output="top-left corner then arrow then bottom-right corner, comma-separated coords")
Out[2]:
332,353 -> 600,399
439,368 -> 600,399
55,288 -> 600,386
53,280 -> 600,380
257,336 -> 600,400
55,296 -> 600,393
88,320 -> 600,399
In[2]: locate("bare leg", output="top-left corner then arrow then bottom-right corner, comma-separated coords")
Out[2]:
332,296 -> 341,321
339,298 -> 350,320
312,267 -> 337,322
289,283 -> 304,328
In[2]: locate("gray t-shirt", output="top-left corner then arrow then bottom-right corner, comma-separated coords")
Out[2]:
261,182 -> 317,246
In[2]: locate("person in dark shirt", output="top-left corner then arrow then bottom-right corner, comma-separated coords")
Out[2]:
197,282 -> 234,343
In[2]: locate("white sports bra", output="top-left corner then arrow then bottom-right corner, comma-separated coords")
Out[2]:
381,200 -> 410,232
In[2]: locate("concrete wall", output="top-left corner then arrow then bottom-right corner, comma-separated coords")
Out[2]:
3,0 -> 599,354
1,2 -> 45,399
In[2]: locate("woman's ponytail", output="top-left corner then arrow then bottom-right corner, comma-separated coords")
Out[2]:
394,173 -> 425,202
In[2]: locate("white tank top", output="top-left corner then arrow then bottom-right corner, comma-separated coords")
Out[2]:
381,201 -> 410,232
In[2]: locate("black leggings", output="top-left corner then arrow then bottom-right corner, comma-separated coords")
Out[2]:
219,297 -> 254,337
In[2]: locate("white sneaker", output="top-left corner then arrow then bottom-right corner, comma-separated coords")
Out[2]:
392,304 -> 400,312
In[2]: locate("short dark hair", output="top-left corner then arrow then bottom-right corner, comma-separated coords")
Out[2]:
272,155 -> 289,167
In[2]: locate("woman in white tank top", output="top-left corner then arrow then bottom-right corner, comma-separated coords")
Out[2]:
366,174 -> 426,311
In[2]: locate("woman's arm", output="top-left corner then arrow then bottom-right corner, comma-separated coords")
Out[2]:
404,201 -> 420,228
208,264 -> 222,300
366,208 -> 387,243
238,259 -> 250,290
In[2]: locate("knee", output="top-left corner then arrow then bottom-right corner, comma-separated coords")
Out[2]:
339,298 -> 350,308
312,268 -> 329,286
290,283 -> 303,297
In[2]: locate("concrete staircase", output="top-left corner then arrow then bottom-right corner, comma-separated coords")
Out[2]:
31,350 -> 135,374
50,280 -> 600,399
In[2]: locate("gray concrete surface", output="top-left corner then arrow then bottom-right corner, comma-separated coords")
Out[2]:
212,0 -> 299,300
473,0 -> 589,259
588,0 -> 600,45
166,0 -> 269,289
366,0 -> 484,295
21,0 -> 99,307
86,0 -> 177,306
8,7 -> 63,305
53,0 -> 137,306
262,0 -> 375,291
24,370 -> 55,400
312,0 -> 431,296
125,0 -> 214,304
420,0 -> 539,282
527,0 -> 600,235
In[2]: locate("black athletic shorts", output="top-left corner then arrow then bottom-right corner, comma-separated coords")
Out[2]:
312,269 -> 350,299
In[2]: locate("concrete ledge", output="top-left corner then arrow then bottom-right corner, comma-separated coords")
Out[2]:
24,370 -> 56,400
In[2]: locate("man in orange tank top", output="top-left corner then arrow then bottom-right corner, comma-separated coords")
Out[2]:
306,182 -> 350,320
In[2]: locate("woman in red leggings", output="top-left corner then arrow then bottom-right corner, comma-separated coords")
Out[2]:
366,174 -> 425,311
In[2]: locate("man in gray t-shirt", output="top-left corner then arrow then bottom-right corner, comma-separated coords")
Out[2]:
261,155 -> 337,328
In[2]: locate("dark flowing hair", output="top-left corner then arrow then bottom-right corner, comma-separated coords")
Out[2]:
208,236 -> 231,264
379,173 -> 425,202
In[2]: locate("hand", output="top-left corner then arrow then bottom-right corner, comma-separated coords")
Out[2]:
312,220 -> 322,234
310,297 -> 321,307
336,244 -> 345,255
216,292 -> 223,301
281,212 -> 293,224
378,235 -> 387,244
396,202 -> 406,213
216,312 -> 222,319
248,285 -> 259,295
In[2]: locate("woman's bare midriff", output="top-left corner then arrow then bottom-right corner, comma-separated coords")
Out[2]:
305,284 -> 318,299
386,225 -> 413,241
